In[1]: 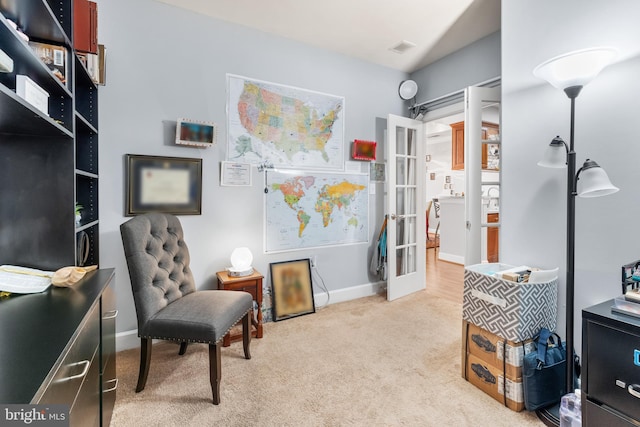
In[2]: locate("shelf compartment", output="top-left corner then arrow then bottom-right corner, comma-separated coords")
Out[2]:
0,15 -> 74,130
76,222 -> 99,267
75,112 -> 98,174
75,173 -> 98,225
74,55 -> 97,128
0,0 -> 70,45
0,135 -> 75,270
0,84 -> 72,137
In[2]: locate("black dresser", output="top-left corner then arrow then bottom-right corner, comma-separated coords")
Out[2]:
582,299 -> 640,426
0,269 -> 116,426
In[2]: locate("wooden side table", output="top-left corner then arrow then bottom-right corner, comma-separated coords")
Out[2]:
216,269 -> 264,347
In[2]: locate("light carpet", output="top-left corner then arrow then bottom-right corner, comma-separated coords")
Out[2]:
111,290 -> 542,426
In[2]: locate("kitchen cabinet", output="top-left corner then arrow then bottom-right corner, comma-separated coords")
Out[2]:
487,212 -> 499,262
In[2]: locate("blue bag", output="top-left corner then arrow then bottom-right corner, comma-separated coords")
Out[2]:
522,328 -> 567,411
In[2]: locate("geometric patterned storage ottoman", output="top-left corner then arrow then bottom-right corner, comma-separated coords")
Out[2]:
462,263 -> 557,342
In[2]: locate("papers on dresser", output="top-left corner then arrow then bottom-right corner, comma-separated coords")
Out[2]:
0,265 -> 54,294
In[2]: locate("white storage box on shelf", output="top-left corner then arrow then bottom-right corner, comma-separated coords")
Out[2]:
463,263 -> 558,342
16,74 -> 49,115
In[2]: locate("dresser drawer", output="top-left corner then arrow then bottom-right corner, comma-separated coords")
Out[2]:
585,399 -> 637,427
585,321 -> 640,421
38,303 -> 100,406
69,347 -> 100,427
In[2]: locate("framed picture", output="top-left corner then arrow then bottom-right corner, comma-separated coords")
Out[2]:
176,118 -> 216,148
369,162 -> 385,182
220,161 -> 252,186
352,139 -> 377,161
125,154 -> 202,216
270,259 -> 315,321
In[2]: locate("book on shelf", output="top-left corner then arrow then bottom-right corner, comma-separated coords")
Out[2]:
28,41 -> 68,85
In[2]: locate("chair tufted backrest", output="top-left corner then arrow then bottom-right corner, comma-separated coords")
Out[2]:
120,213 -> 196,330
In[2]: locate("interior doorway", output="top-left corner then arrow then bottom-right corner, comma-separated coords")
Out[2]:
422,99 -> 501,268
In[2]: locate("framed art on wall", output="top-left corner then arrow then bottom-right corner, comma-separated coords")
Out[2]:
176,118 -> 216,148
351,139 -> 376,161
270,259 -> 315,321
125,154 -> 202,216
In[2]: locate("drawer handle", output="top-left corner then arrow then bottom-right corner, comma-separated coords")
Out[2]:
104,378 -> 118,393
103,310 -> 118,320
58,360 -> 90,382
628,384 -> 640,399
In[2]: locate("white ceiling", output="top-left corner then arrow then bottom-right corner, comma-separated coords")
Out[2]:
153,0 -> 501,73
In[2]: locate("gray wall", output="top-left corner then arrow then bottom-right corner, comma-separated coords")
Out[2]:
410,31 -> 501,104
97,0 -> 407,348
501,0 -> 640,354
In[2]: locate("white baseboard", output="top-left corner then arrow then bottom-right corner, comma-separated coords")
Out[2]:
116,329 -> 140,352
313,280 -> 385,307
116,280 -> 385,352
438,252 -> 464,264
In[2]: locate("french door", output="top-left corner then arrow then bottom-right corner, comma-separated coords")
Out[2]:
386,114 -> 426,301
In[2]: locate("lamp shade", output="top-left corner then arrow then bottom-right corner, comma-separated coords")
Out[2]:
577,159 -> 619,198
538,136 -> 567,168
230,247 -> 253,270
533,47 -> 617,90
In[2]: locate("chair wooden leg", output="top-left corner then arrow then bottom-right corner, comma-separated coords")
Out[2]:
242,312 -> 252,360
178,341 -> 188,355
209,343 -> 221,405
136,338 -> 152,393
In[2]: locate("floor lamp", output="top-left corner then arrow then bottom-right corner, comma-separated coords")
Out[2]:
534,47 -> 619,425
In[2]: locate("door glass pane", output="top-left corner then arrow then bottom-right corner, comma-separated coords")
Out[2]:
407,128 -> 416,156
406,245 -> 416,274
395,218 -> 405,246
396,188 -> 404,216
396,248 -> 405,275
406,189 -> 416,215
407,158 -> 416,185
396,127 -> 406,155
396,158 -> 405,184
406,217 -> 416,244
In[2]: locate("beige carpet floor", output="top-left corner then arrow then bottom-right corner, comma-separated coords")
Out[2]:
111,290 -> 543,426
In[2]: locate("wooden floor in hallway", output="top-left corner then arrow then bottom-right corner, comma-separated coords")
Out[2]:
425,247 -> 464,305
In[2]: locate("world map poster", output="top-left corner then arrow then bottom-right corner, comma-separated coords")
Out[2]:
265,170 -> 369,252
227,74 -> 345,169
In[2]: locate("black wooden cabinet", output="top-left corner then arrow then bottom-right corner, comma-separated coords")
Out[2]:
0,269 -> 116,426
582,299 -> 640,426
0,0 -> 99,270
0,1 -> 112,425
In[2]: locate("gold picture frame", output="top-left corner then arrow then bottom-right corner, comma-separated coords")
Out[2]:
270,259 -> 315,321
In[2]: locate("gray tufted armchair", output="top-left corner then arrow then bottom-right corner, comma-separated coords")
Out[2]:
120,212 -> 253,405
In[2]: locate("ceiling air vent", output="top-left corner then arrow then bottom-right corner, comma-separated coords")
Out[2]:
389,40 -> 416,54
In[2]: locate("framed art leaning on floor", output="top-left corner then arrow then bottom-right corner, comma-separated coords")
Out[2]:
270,259 -> 315,321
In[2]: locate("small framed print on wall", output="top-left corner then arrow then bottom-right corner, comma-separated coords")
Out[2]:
352,139 -> 377,161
